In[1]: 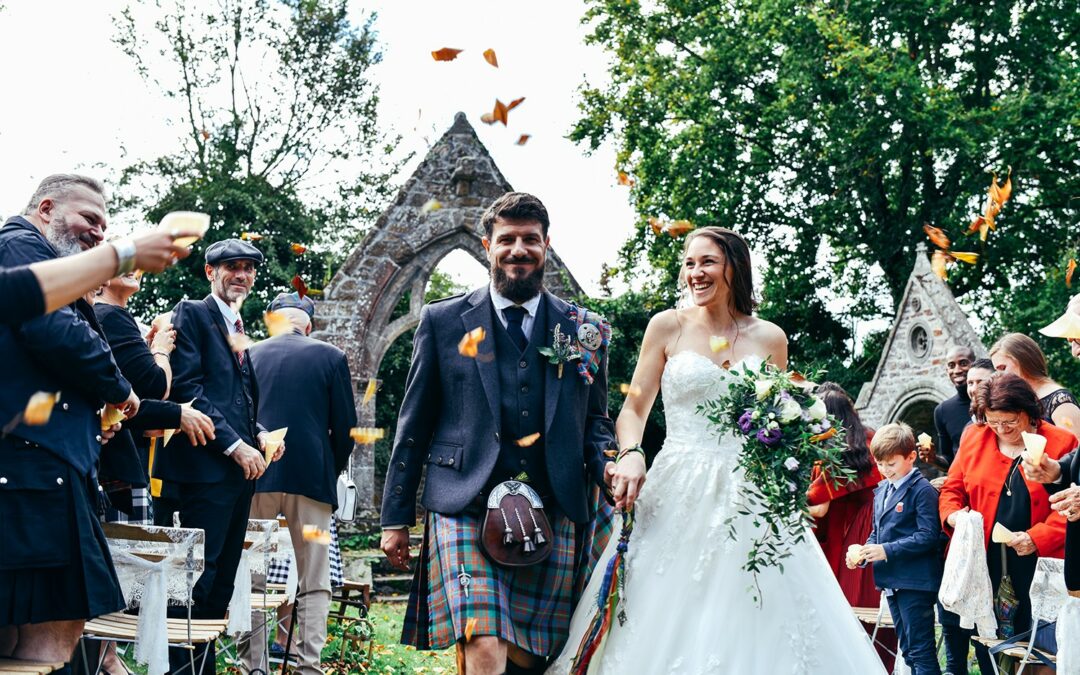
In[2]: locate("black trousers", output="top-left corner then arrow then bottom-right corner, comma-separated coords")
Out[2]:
167,477 -> 255,674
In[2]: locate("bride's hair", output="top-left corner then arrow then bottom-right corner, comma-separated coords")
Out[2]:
679,227 -> 758,316
815,382 -> 874,477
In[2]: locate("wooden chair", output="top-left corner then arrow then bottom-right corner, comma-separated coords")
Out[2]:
0,657 -> 65,674
79,522 -> 221,675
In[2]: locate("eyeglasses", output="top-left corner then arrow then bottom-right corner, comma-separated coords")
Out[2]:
985,417 -> 1022,430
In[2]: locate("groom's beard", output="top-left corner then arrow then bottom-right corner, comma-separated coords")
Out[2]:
491,261 -> 545,304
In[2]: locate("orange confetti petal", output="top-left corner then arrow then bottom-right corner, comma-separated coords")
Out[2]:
507,97 -> 526,111
23,391 -> 60,426
810,427 -> 838,443
931,250 -> 948,279
290,243 -> 307,255
240,232 -> 263,241
349,427 -> 386,444
721,360 -> 732,370
458,327 -> 486,358
482,49 -> 498,67
480,112 -> 496,125
421,199 -> 443,214
950,251 -> 979,265
998,168 -> 1013,203
618,383 -> 642,397
922,223 -> 951,250
291,274 -> 308,299
709,336 -> 729,353
648,217 -> 664,235
617,172 -> 635,187
1068,259 -> 1077,288
431,47 -> 463,62
101,405 -> 126,430
516,134 -> 530,145
515,432 -> 541,447
492,99 -> 509,125
665,219 -> 694,237
302,524 -> 332,545
464,617 -> 479,642
362,378 -> 378,406
264,310 -> 293,337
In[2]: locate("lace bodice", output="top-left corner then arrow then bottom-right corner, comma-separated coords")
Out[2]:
660,351 -> 761,447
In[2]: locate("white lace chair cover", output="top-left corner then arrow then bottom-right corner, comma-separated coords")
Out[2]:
1057,596 -> 1080,675
226,519 -> 279,635
938,510 -> 998,638
268,521 -> 299,602
106,524 -> 205,675
1022,557 -> 1068,668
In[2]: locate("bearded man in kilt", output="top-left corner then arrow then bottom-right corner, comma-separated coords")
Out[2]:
380,192 -> 618,674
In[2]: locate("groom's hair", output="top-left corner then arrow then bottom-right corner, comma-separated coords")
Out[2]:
481,192 -> 550,239
870,423 -> 916,461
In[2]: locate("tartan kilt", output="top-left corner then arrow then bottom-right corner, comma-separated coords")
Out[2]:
402,508 -> 578,657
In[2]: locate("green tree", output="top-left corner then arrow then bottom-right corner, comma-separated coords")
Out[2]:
113,0 -> 403,327
573,0 -> 1080,380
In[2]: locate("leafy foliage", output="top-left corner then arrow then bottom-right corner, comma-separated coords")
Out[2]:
573,0 -> 1080,376
113,0 -> 404,326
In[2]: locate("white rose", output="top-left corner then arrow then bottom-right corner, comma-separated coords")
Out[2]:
807,397 -> 828,421
784,457 -> 800,471
751,410 -> 761,421
778,398 -> 802,424
767,421 -> 779,430
755,379 -> 773,401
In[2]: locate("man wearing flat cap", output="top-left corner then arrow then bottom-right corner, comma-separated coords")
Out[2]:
157,238 -> 282,673
239,292 -> 357,674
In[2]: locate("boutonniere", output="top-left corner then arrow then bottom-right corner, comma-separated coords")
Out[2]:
538,324 -> 581,379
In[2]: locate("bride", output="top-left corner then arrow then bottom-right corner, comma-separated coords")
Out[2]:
548,227 -> 886,674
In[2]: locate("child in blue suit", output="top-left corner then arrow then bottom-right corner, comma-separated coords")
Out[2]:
848,422 -> 943,675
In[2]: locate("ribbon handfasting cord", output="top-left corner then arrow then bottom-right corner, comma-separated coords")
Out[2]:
570,506 -> 635,674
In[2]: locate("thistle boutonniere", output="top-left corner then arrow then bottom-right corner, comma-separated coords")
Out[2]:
538,324 -> 581,379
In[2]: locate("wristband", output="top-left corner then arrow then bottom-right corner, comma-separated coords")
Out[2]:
112,238 -> 137,275
616,445 -> 646,463
152,350 -> 170,358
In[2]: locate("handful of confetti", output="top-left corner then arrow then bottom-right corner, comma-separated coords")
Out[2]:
846,544 -> 865,567
917,432 -> 933,450
101,405 -> 127,430
262,427 -> 287,463
991,522 -> 1016,544
1021,430 -> 1047,466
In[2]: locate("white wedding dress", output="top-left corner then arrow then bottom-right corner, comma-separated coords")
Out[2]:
548,352 -> 887,675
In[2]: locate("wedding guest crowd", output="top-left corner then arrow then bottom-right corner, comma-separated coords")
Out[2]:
0,174 -> 353,675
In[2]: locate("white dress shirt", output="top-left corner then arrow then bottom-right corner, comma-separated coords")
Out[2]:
489,283 -> 542,338
211,293 -> 245,455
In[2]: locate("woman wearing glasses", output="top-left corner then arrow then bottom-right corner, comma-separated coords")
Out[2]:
990,332 -> 1080,440
940,373 -> 1073,670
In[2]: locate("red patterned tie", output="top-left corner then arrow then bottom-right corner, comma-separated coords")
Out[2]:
235,318 -> 246,365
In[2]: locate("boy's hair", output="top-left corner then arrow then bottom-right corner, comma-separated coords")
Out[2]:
870,422 -> 916,461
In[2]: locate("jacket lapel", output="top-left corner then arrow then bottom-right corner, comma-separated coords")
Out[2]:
203,295 -> 243,376
888,473 -> 919,512
543,291 -> 577,437
461,288 -> 500,424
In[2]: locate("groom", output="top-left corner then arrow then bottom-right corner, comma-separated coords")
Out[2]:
380,192 -> 619,674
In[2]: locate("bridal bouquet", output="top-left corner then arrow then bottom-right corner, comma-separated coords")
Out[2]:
698,360 -> 851,594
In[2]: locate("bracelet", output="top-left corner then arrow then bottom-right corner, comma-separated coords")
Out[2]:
111,238 -> 137,275
616,445 -> 646,463
152,350 -> 170,358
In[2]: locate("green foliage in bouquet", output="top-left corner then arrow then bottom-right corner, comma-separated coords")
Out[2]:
698,360 -> 853,600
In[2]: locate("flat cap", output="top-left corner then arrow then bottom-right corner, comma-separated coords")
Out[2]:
205,238 -> 264,266
267,291 -> 315,318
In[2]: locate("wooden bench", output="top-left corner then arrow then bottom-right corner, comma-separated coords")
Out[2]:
0,657 -> 65,674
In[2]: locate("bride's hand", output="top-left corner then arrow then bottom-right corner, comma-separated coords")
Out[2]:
612,454 -> 647,511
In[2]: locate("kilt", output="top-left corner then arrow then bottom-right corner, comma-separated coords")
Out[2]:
402,508 -> 578,657
0,443 -> 125,624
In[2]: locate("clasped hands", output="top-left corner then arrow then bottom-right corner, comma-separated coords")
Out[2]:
231,431 -> 285,480
608,452 -> 647,511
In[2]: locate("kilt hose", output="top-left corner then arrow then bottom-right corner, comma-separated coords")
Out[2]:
402,508 -> 579,658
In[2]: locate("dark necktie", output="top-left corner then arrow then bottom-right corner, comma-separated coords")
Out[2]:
503,306 -> 528,352
883,481 -> 895,506
234,318 -> 246,365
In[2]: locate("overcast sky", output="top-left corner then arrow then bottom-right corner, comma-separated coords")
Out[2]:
0,0 -> 638,295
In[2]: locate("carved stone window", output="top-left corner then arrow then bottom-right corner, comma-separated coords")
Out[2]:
911,297 -> 922,312
909,325 -> 931,359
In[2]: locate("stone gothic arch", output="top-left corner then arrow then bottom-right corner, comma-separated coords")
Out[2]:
313,113 -> 582,517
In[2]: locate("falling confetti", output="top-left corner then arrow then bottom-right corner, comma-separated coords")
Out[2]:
290,243 -> 308,255
464,617 -> 479,642
617,172 -> 635,187
350,427 -> 386,444
228,333 -> 254,353
618,383 -> 642,397
23,391 -> 61,426
515,433 -> 541,447
363,379 -> 378,406
1068,259 -> 1077,288
291,274 -> 309,299
516,134 -> 530,145
265,310 -> 293,337
421,199 -> 443,214
458,327 -> 486,358
431,47 -> 463,61
709,336 -> 729,353
482,49 -> 498,67
240,232 -> 263,241
302,525 -> 332,545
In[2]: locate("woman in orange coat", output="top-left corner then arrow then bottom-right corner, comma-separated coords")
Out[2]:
940,373 -> 1073,670
807,383 -> 895,672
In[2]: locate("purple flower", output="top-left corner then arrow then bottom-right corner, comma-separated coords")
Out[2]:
738,410 -> 755,434
757,427 -> 783,446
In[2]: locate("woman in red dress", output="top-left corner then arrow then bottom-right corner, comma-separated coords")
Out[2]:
808,383 -> 895,672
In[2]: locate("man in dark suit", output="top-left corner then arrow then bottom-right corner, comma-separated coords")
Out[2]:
156,238 -> 281,673
380,192 -> 618,675
0,175 -> 139,671
240,292 -> 356,675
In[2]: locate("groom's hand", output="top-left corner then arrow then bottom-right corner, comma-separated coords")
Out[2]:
381,528 -> 412,571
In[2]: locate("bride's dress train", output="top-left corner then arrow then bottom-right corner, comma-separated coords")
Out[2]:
548,352 -> 886,674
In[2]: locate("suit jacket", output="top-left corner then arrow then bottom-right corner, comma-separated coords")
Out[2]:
250,331 -> 357,507
1048,450 -> 1080,590
0,217 -> 131,475
940,421 -> 1072,557
866,470 -> 943,592
156,295 -> 262,484
381,287 -> 618,526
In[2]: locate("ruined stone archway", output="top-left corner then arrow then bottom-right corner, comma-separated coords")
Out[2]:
313,113 -> 583,518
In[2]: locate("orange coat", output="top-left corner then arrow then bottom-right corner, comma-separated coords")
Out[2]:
939,420 -> 1075,557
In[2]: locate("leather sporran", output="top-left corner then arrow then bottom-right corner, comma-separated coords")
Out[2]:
481,481 -> 554,567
